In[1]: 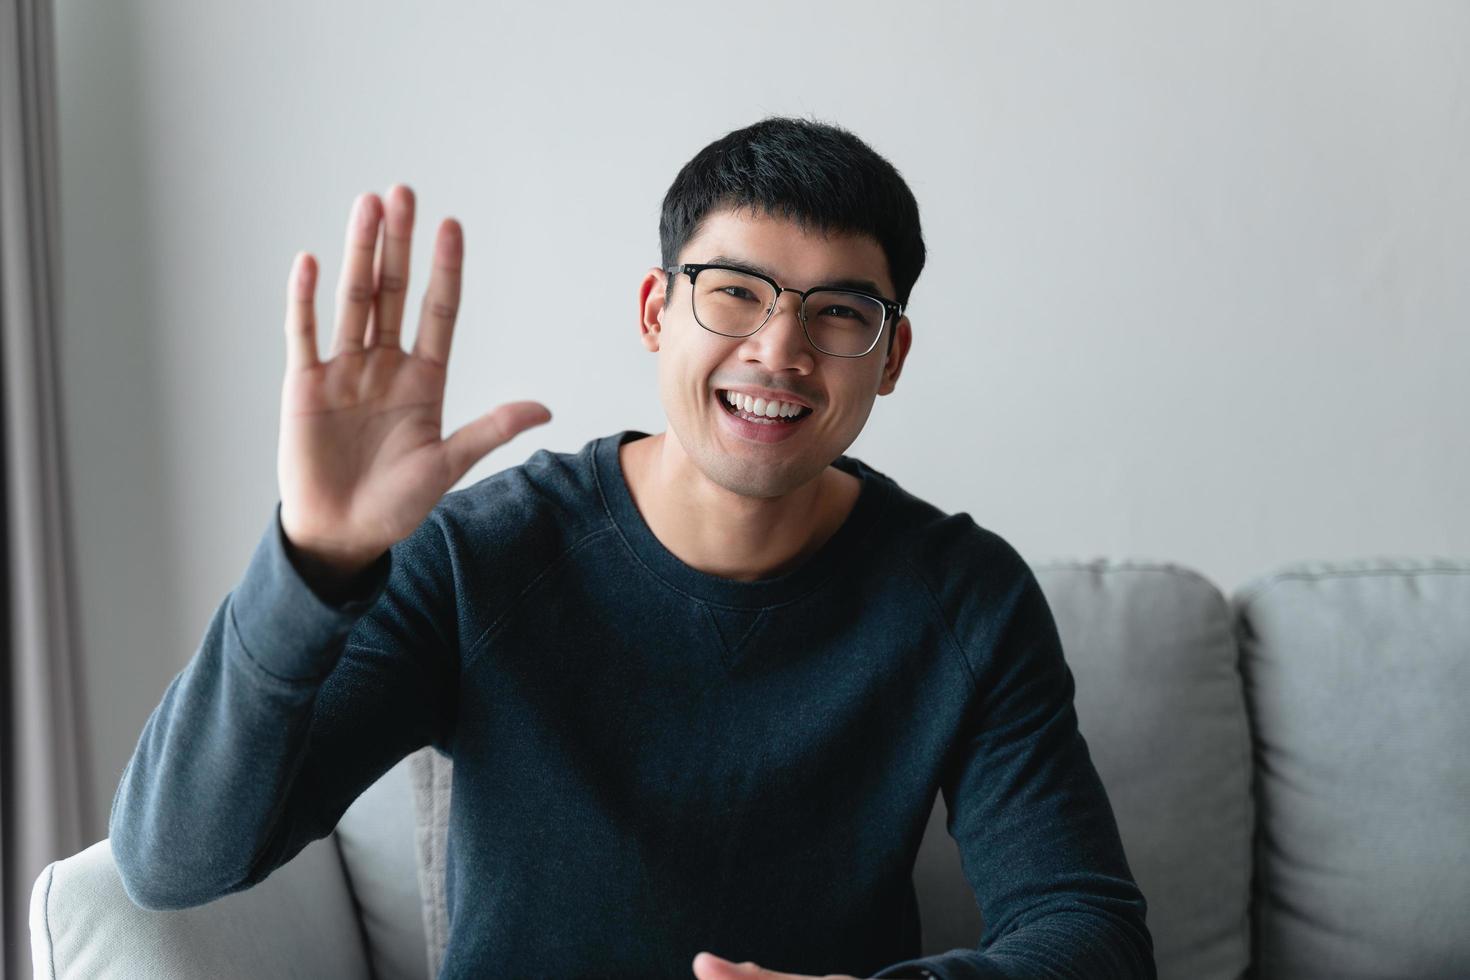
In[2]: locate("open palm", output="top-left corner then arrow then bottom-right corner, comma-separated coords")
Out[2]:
277,185 -> 550,575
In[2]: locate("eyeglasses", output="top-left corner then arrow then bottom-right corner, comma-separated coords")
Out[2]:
664,263 -> 902,358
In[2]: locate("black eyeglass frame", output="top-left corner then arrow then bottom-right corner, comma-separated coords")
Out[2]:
664,263 -> 903,358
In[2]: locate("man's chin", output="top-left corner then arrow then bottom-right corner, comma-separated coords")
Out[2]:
696,442 -> 829,501
665,414 -> 830,499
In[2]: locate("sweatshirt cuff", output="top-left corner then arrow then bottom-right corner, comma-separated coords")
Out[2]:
870,948 -> 1007,979
230,501 -> 393,681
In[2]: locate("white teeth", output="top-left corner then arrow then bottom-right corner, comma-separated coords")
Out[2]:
722,390 -> 806,419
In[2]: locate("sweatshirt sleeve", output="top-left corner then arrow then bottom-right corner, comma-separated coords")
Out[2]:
870,561 -> 1155,980
108,501 -> 459,911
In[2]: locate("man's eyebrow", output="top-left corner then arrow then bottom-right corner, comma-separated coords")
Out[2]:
705,254 -> 886,297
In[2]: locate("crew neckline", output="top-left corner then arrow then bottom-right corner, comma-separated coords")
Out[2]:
593,429 -> 889,609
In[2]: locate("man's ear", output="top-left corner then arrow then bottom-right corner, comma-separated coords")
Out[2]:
876,314 -> 912,396
639,268 -> 667,353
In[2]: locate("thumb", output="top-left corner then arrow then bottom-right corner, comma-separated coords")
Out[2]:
442,400 -> 552,486
693,952 -> 762,978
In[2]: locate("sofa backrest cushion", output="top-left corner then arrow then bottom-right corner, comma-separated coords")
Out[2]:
334,753 -> 429,980
1234,559 -> 1470,979
406,745 -> 454,980
1035,560 -> 1253,980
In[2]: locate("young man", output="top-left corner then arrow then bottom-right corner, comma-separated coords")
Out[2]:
109,117 -> 1154,979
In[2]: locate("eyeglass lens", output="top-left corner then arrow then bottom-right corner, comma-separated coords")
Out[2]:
692,268 -> 884,356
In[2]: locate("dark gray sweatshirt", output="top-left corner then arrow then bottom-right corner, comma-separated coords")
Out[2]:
109,429 -> 1154,979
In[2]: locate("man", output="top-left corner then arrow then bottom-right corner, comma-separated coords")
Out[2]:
110,117 -> 1155,979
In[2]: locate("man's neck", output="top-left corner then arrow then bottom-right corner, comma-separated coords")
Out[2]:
619,432 -> 862,583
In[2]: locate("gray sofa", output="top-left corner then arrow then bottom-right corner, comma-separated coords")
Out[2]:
30,557 -> 1470,979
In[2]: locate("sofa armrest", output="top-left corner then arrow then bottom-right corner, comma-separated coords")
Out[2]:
30,836 -> 372,980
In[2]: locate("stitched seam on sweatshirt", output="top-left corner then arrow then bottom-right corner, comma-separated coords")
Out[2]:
600,509 -> 832,611
227,617 -> 404,689
697,602 -> 735,671
460,526 -> 618,673
227,600 -> 339,687
728,608 -> 766,654
697,602 -> 769,670
900,554 -> 980,699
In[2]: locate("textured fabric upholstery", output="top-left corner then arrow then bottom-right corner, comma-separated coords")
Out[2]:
406,744 -> 454,980
333,754 -> 430,980
29,836 -> 369,979
1235,560 -> 1470,980
1037,560 -> 1253,979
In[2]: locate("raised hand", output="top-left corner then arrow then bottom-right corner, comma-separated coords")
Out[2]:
276,185 -> 550,594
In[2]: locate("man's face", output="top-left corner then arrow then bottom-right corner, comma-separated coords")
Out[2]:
637,205 -> 912,500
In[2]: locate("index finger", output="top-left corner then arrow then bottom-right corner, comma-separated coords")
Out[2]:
411,218 -> 463,366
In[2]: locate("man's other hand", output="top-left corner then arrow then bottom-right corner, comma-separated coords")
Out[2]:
691,950 -> 860,980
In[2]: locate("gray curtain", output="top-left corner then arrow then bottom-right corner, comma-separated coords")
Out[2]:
0,0 -> 91,977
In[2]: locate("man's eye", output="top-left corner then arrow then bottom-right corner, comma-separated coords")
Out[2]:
820,304 -> 861,318
720,286 -> 759,301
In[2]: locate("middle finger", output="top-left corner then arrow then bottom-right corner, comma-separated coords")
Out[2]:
330,192 -> 382,357
369,184 -> 415,350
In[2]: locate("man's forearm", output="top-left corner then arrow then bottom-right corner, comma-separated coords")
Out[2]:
870,898 -> 1155,980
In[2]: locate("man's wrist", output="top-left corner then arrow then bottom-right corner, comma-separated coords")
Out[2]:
281,533 -> 383,606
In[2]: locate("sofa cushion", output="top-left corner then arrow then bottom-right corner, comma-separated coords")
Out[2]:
406,744 -> 454,980
1035,560 -> 1253,980
334,753 -> 429,980
1234,559 -> 1470,979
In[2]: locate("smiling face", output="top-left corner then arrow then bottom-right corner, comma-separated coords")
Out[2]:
637,205 -> 912,500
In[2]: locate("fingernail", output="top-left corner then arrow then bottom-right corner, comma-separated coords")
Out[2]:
295,253 -> 315,292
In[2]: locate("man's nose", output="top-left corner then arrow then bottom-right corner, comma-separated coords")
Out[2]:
740,293 -> 813,368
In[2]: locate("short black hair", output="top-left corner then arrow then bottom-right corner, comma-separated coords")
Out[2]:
659,115 -> 925,355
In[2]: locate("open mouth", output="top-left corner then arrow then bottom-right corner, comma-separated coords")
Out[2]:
715,389 -> 815,425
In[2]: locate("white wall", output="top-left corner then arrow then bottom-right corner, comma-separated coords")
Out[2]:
54,0 -> 1470,838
